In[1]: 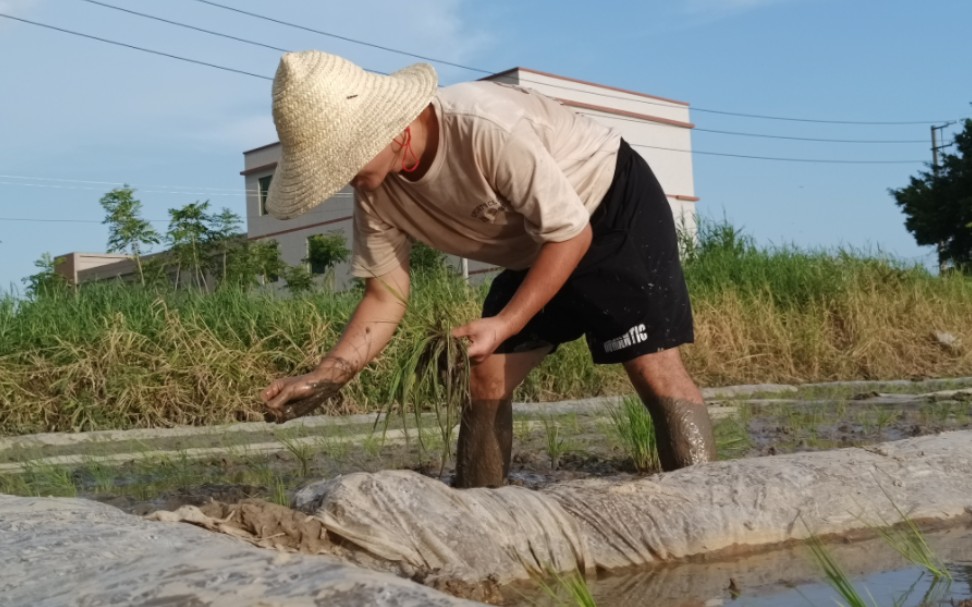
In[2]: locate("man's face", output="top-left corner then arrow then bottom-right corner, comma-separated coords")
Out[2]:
352,144 -> 398,192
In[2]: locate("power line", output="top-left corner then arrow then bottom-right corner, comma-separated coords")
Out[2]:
628,143 -> 924,164
593,111 -> 930,143
0,174 -> 355,198
10,7 -> 958,131
190,0 -> 489,76
0,216 -> 167,224
80,0 -> 289,53
0,12 -> 271,80
0,12 -> 945,164
0,180 -> 256,198
692,127 -> 926,144
189,0 -> 962,126
0,174 -> 254,194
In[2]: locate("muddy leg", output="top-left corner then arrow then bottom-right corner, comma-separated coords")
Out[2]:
454,398 -> 513,488
623,347 -> 716,471
454,348 -> 550,488
642,396 -> 715,470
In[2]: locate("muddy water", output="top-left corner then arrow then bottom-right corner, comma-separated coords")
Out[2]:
6,381 -> 972,606
505,525 -> 972,606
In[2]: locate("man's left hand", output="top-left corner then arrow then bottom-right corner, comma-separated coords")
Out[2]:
452,316 -> 513,364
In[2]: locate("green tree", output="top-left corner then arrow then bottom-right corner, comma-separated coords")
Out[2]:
207,207 -> 247,288
166,201 -> 213,290
99,186 -> 160,285
282,264 -> 314,293
409,240 -> 449,274
306,231 -> 350,288
22,252 -> 69,299
250,239 -> 285,286
891,118 -> 972,272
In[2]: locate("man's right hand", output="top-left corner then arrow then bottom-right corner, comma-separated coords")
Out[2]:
261,357 -> 355,419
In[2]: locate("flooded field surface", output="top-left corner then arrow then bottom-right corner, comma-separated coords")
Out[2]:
2,377 -> 972,605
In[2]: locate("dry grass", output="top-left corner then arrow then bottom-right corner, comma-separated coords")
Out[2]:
688,275 -> 972,386
2,226 -> 971,435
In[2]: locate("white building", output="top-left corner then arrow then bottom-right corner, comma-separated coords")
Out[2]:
242,66 -> 698,288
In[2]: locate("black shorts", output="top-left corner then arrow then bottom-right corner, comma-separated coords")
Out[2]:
483,139 -> 694,365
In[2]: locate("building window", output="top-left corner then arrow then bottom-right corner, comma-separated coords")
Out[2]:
258,175 -> 273,216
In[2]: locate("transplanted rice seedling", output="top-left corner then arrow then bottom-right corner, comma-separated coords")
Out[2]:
804,532 -> 876,607
19,460 -> 78,498
606,396 -> 659,473
0,472 -> 31,496
384,290 -> 470,477
712,414 -> 750,459
870,484 -> 952,582
540,416 -> 572,470
514,418 -> 535,443
275,430 -> 316,478
528,567 -> 597,607
78,454 -> 119,494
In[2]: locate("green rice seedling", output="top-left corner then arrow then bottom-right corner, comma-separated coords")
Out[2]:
78,455 -> 118,494
241,453 -> 277,489
804,532 -> 875,607
361,433 -> 384,460
871,485 -> 952,581
417,425 -> 446,466
529,567 -> 597,607
885,572 -> 951,607
712,415 -> 750,459
561,412 -> 581,435
276,430 -> 316,478
384,310 -> 468,477
320,431 -> 350,461
20,460 -> 78,497
540,416 -> 571,470
606,396 -> 659,473
269,476 -> 289,507
0,472 -> 31,495
514,418 -> 534,443
953,402 -> 970,426
872,406 -> 899,433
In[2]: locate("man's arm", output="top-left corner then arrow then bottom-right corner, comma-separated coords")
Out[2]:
262,262 -> 410,411
453,223 -> 592,363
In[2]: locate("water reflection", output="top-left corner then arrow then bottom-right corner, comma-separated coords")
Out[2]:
505,525 -> 972,606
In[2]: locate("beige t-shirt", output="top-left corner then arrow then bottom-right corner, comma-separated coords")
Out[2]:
351,81 -> 621,278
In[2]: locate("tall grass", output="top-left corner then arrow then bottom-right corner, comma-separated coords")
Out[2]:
2,219 -> 971,434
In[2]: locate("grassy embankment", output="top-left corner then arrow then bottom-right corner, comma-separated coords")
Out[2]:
1,222 -> 970,435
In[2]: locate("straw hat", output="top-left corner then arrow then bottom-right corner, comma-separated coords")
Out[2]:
266,51 -> 438,219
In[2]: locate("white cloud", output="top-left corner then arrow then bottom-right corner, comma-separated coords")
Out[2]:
0,0 -> 39,16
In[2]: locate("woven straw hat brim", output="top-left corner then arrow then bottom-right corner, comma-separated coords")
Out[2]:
266,53 -> 438,220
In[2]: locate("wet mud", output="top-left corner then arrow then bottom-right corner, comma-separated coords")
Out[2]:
7,382 -> 972,605
647,397 -> 716,469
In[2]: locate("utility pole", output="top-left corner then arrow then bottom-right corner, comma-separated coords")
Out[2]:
931,123 -> 953,174
930,122 -> 955,273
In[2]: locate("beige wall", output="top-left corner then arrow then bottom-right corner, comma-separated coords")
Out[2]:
55,252 -> 136,284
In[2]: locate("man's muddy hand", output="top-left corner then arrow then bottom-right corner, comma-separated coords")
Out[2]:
261,357 -> 355,423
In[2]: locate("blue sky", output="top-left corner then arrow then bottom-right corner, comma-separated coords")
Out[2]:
1,0 -> 969,292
